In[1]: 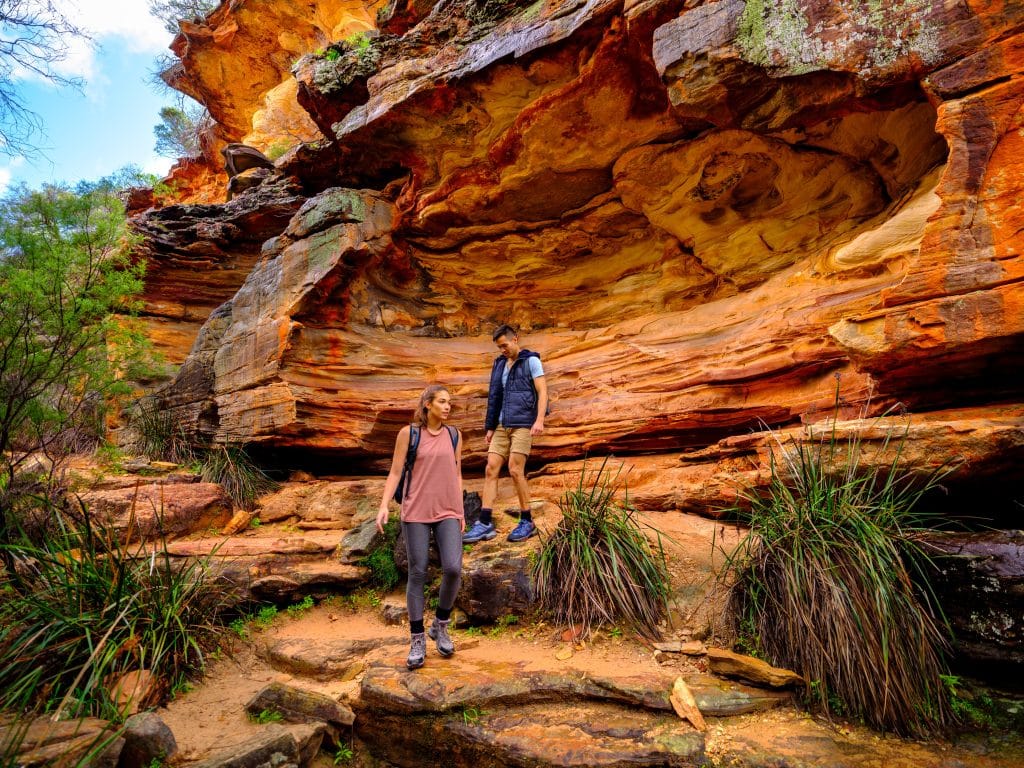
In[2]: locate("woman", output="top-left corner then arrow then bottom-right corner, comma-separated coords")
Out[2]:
377,384 -> 464,670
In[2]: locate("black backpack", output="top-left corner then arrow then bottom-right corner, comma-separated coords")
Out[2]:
393,424 -> 459,503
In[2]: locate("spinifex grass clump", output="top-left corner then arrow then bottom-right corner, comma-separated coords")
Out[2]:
0,500 -> 230,720
723,406 -> 957,737
533,459 -> 671,640
201,444 -> 278,511
124,396 -> 195,465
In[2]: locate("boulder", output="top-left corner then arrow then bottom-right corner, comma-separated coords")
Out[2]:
118,712 -> 177,768
1,716 -> 123,768
186,724 -> 298,768
245,682 -> 355,727
77,483 -> 232,541
924,530 -> 1024,674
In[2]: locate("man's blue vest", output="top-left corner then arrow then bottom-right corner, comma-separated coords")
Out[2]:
485,350 -> 541,430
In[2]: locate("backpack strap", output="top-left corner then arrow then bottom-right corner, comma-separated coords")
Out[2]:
445,425 -> 459,454
405,425 -> 420,469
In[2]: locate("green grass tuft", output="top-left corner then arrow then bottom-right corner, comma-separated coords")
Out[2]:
0,498 -> 231,722
721,392 -> 958,737
533,457 -> 672,641
200,444 -> 278,511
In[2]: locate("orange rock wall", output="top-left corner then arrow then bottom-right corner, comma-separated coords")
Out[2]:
140,0 -> 1024,511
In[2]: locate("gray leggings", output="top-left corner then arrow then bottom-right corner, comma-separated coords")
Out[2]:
403,518 -> 463,623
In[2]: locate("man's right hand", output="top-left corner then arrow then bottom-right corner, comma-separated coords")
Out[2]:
375,506 -> 389,533
485,430 -> 494,444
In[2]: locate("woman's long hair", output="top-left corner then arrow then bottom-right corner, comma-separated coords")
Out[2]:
416,385 -> 450,427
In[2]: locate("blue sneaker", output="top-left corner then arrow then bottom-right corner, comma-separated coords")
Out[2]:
507,519 -> 537,542
463,520 -> 497,544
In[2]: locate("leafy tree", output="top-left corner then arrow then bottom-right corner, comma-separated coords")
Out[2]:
148,0 -> 219,34
153,102 -> 209,158
0,0 -> 88,157
0,179 -> 150,536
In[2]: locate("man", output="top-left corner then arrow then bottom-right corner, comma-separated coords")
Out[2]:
463,324 -> 548,544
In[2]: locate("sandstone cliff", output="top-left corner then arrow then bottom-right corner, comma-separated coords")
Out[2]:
129,0 -> 1024,678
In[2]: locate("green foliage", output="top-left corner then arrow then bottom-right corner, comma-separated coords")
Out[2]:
460,705 -> 486,725
254,605 -> 278,629
488,614 -> 519,636
169,676 -> 193,699
265,140 -> 293,162
332,744 -> 354,764
721,392 -> 957,737
339,588 -> 382,611
348,32 -> 370,50
229,617 -> 249,639
153,104 -> 208,159
200,444 -> 278,511
250,708 -> 283,725
0,500 -> 232,720
286,595 -> 315,616
360,517 -> 401,590
0,181 -> 151,525
941,675 -> 1020,732
533,458 -> 671,641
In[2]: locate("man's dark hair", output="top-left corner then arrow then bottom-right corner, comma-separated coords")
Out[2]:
492,324 -> 518,342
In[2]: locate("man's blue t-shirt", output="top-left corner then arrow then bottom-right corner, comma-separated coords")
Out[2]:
499,356 -> 544,426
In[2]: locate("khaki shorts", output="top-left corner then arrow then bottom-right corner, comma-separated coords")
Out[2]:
489,426 -> 533,458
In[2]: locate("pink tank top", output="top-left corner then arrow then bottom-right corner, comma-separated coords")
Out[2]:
401,427 -> 462,524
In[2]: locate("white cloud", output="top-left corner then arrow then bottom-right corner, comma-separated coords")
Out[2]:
143,156 -> 175,178
60,0 -> 172,53
0,157 -> 26,195
34,0 -> 175,84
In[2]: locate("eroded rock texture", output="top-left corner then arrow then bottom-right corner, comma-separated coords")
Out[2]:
138,0 -> 1024,676
141,0 -> 1023,486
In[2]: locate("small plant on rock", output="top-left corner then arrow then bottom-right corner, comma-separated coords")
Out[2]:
361,517 -> 401,590
533,458 -> 671,641
332,744 -> 354,764
250,708 -> 283,725
286,595 -> 315,616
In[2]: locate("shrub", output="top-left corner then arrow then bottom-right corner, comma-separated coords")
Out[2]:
721,401 -> 957,737
0,181 -> 151,541
124,396 -> 195,465
361,517 -> 400,590
0,498 -> 231,720
533,458 -> 671,640
200,444 -> 278,511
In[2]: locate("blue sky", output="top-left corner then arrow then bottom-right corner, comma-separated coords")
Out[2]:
1,0 -> 180,193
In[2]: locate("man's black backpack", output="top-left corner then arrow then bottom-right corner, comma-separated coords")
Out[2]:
393,424 -> 459,503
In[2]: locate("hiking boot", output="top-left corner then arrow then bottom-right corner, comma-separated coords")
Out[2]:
428,618 -> 455,657
463,520 -> 497,544
406,632 -> 426,670
507,519 -> 537,542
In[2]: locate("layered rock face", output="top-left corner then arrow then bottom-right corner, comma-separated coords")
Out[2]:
141,0 -> 1023,465
135,0 -> 1024,663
